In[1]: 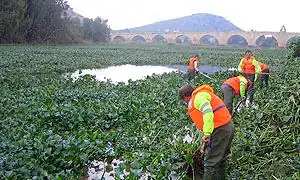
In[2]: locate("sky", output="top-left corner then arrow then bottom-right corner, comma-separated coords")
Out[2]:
67,0 -> 299,32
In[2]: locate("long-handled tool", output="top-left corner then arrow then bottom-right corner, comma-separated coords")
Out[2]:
196,71 -> 220,84
197,71 -> 213,80
258,72 -> 279,75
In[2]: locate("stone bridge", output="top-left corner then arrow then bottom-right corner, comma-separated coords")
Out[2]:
111,30 -> 300,48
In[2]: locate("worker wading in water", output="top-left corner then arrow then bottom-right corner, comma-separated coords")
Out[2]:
238,50 -> 261,105
221,75 -> 252,115
258,61 -> 270,88
179,84 -> 234,179
187,54 -> 200,81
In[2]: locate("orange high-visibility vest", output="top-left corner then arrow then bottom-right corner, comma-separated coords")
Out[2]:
188,57 -> 198,71
223,76 -> 251,95
241,56 -> 255,74
188,85 -> 231,131
259,62 -> 268,71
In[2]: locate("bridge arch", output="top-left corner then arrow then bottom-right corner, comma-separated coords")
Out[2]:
175,35 -> 192,44
286,36 -> 300,47
132,35 -> 146,44
200,35 -> 219,46
152,35 -> 167,44
227,35 -> 248,46
256,35 -> 278,48
111,31 -> 300,48
112,36 -> 126,43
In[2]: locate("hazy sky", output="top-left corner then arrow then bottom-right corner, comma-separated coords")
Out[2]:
67,0 -> 299,32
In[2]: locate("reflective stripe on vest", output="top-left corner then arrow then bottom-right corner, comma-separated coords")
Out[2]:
213,105 -> 226,113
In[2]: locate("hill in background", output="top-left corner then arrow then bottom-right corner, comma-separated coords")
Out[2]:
118,13 -> 243,33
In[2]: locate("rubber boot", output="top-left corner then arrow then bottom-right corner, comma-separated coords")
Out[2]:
265,77 -> 269,87
203,166 -> 219,180
218,166 -> 226,180
259,78 -> 264,88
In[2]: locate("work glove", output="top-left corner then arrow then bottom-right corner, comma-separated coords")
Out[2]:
236,97 -> 246,112
245,98 -> 250,108
237,103 -> 244,112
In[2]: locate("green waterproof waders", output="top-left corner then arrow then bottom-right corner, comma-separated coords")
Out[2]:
259,68 -> 269,88
187,69 -> 197,81
221,84 -> 234,115
242,73 -> 255,103
203,121 -> 235,180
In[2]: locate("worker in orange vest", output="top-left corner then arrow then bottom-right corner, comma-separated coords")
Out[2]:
221,75 -> 252,115
179,84 -> 234,179
258,61 -> 270,88
187,54 -> 200,81
238,50 -> 261,104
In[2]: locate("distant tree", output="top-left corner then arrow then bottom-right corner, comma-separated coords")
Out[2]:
67,17 -> 84,42
24,0 -> 69,43
92,17 -> 110,42
288,37 -> 300,58
0,0 -> 27,43
82,18 -> 93,41
82,17 -> 110,42
0,0 -> 111,44
256,36 -> 278,48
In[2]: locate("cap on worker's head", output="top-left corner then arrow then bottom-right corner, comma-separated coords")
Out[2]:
179,84 -> 195,99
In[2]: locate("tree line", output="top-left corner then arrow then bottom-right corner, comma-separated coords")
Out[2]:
0,0 -> 111,44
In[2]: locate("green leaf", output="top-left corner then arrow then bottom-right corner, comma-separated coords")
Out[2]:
256,113 -> 263,119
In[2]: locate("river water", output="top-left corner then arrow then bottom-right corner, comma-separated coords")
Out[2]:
70,64 -> 230,84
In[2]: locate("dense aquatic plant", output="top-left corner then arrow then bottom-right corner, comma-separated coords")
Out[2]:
0,45 -> 298,179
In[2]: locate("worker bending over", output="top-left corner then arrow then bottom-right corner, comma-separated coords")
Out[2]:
179,84 -> 234,179
258,61 -> 270,88
221,75 -> 252,115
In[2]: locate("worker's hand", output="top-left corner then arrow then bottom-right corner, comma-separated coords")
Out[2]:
202,135 -> 210,143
